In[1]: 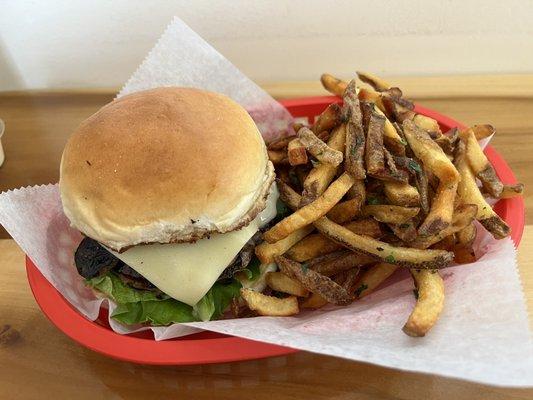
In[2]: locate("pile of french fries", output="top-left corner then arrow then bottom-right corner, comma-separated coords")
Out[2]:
244,72 -> 524,337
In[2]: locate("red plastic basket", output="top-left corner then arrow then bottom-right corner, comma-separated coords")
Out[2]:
25,96 -> 525,365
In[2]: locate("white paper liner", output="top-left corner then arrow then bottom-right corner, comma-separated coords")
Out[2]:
0,16 -> 531,387
118,17 -> 292,141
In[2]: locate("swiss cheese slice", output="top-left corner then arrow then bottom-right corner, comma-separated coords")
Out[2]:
109,188 -> 278,306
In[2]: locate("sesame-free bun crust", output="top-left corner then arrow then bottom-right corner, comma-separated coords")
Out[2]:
60,87 -> 274,251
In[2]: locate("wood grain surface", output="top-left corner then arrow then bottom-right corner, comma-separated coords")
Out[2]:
0,76 -> 532,399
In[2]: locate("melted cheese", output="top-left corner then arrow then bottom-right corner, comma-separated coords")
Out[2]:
109,187 -> 278,306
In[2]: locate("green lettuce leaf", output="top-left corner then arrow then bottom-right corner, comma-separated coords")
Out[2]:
192,279 -> 242,321
86,272 -> 241,326
239,256 -> 261,281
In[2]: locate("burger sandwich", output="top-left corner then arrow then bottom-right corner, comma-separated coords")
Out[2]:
60,87 -> 279,325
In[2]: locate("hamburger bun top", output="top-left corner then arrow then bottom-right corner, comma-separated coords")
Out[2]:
60,87 -> 274,251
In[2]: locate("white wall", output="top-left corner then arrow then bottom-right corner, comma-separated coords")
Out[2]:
1,0 -> 533,91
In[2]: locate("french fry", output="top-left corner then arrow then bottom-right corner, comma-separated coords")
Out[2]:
379,110 -> 405,155
383,181 -> 420,207
315,217 -> 454,269
435,127 -> 459,156
364,105 -> 387,177
267,149 -> 288,165
403,120 -> 459,185
287,138 -> 308,166
454,222 -> 477,263
431,234 -> 456,252
377,147 -> 409,184
413,114 -> 442,138
358,87 -> 385,111
454,222 -> 477,264
300,292 -> 329,309
265,272 -> 309,297
298,127 -> 343,166
461,128 -> 503,197
312,103 -> 344,134
275,256 -> 353,306
414,164 -> 430,214
346,179 -> 366,207
411,204 -> 478,249
286,218 -> 383,262
356,71 -> 391,91
402,270 -> 445,337
388,219 -> 418,243
419,180 -> 458,234
344,80 -> 366,179
310,251 -> 374,277
500,183 -> 525,198
320,73 -> 347,96
382,96 -> 415,122
268,135 -> 294,151
255,225 -> 314,264
301,124 -> 346,205
354,263 -> 398,298
240,288 -> 299,316
456,222 -> 476,247
455,141 -> 511,239
342,267 -> 361,293
326,198 -> 360,224
317,130 -> 330,142
278,185 -> 452,269
264,172 -> 355,243
285,233 -> 342,262
403,120 -> 459,235
470,124 -> 495,141
276,179 -> 302,209
291,122 -> 306,134
362,205 -> 420,224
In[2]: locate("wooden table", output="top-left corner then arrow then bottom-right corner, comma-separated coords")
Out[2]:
1,76 -> 532,399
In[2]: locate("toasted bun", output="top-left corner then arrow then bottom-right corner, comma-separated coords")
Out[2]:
60,87 -> 274,251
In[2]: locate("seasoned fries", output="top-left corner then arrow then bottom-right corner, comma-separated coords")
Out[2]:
287,138 -> 308,166
403,120 -> 459,235
403,270 -> 445,337
267,135 -> 293,151
301,292 -> 329,309
462,128 -> 503,197
383,181 -> 420,207
298,127 -> 343,166
356,71 -> 391,91
240,289 -> 299,316
264,172 -> 355,242
267,149 -> 287,165
326,199 -> 360,224
455,142 -> 510,239
320,73 -> 347,96
364,105 -> 387,177
276,256 -> 353,305
500,183 -> 525,199
286,218 -> 383,262
315,217 -> 453,269
362,205 -> 420,225
411,204 -> 478,249
301,124 -> 346,205
470,124 -> 495,140
265,272 -> 309,297
344,80 -> 366,179
255,225 -> 314,264
312,103 -> 344,134
246,70 -> 523,337
310,251 -> 374,277
354,263 -> 398,299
